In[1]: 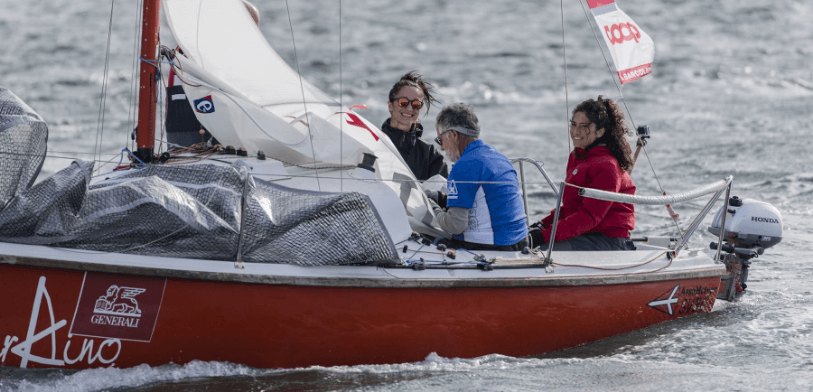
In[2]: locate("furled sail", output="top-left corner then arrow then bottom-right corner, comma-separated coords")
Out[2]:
161,0 -> 438,231
588,0 -> 654,84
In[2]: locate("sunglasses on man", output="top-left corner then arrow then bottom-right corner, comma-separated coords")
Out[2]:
392,97 -> 424,110
434,128 -> 454,145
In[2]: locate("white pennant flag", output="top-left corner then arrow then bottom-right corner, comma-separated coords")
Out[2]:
588,0 -> 655,84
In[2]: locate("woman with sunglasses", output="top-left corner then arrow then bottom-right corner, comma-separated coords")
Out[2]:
530,96 -> 637,251
381,71 -> 448,182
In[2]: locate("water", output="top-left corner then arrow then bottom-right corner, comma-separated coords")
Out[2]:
1,0 -> 812,390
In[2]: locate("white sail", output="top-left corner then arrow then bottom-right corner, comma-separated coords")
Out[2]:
588,0 -> 655,84
163,0 -> 337,113
161,0 -> 438,230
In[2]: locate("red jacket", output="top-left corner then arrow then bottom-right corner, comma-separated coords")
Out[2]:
540,146 -> 635,242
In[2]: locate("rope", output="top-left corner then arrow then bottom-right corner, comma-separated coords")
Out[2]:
126,0 -> 144,152
560,0 -> 571,153
285,0 -> 321,192
93,0 -> 116,175
156,59 -> 167,156
576,0 -> 679,234
551,251 -> 672,274
339,0 -> 344,193
0,149 -> 570,184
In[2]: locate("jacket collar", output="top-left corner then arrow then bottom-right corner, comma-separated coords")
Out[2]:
574,144 -> 607,160
381,118 -> 423,146
460,139 -> 485,157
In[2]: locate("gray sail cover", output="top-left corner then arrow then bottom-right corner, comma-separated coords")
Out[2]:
0,158 -> 399,266
0,87 -> 47,210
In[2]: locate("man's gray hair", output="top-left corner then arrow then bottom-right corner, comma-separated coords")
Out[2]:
436,103 -> 480,139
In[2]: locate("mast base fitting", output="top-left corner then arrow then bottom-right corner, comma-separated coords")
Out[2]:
134,148 -> 154,164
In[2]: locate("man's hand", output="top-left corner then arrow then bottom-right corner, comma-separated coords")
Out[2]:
424,189 -> 447,209
424,189 -> 439,204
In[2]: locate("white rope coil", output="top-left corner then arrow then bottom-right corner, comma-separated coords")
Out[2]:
577,176 -> 732,205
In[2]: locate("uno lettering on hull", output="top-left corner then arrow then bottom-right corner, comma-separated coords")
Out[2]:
70,274 -> 166,342
1,274 -> 124,368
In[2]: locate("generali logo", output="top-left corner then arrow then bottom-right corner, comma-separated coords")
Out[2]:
70,274 -> 166,342
91,285 -> 147,328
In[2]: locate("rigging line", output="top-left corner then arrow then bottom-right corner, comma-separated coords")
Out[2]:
0,151 -> 123,164
575,1 -> 678,237
156,64 -> 166,156
127,0 -> 143,151
90,151 -> 137,177
94,0 -> 116,175
560,0 -> 571,153
285,0 -> 322,192
0,149 -> 566,185
339,0 -> 343,193
576,0 -> 667,194
577,0 -> 625,115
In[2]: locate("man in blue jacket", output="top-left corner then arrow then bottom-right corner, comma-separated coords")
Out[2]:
427,103 -> 528,251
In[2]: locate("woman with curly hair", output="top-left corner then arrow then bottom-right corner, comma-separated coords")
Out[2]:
530,95 -> 636,251
381,71 -> 448,181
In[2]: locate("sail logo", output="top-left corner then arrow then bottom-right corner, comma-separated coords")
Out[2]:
90,285 -> 146,329
194,95 -> 215,113
70,274 -> 166,342
604,22 -> 640,45
346,113 -> 379,141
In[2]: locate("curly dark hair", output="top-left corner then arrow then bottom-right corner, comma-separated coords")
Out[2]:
388,71 -> 439,115
573,95 -> 634,172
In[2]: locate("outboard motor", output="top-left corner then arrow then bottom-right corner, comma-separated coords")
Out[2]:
708,196 -> 782,301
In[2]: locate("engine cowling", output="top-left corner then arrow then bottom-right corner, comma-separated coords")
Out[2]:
708,196 -> 782,249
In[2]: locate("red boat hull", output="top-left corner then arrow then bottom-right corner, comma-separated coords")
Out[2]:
0,263 -> 720,369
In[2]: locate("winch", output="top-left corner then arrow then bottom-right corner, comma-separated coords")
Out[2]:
708,196 -> 782,300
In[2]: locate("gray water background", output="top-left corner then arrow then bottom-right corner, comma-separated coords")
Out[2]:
1,0 -> 812,390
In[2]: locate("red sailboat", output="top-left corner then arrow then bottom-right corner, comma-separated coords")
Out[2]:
0,0 -> 782,370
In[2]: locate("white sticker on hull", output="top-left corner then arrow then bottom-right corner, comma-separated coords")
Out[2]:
2,277 -> 121,368
647,285 -> 680,315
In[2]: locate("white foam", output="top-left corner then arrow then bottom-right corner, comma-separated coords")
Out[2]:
1,361 -> 261,392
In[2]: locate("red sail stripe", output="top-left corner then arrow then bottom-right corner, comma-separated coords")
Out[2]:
346,113 -> 379,141
586,0 -> 615,9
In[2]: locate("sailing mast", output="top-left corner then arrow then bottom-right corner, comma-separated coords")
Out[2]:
135,0 -> 161,163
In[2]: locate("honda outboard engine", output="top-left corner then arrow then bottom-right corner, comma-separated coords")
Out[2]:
708,196 -> 782,301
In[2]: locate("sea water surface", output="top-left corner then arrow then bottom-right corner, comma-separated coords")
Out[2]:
1,0 -> 812,390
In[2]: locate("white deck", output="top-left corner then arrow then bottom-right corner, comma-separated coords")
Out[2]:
0,241 -> 724,288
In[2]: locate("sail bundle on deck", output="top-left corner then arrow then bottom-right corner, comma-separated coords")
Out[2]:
0,87 -> 48,210
0,160 -> 400,265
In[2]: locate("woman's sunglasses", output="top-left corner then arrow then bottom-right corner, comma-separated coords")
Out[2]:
392,97 -> 424,110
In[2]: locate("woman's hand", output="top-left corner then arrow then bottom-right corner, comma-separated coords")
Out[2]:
529,221 -> 546,230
